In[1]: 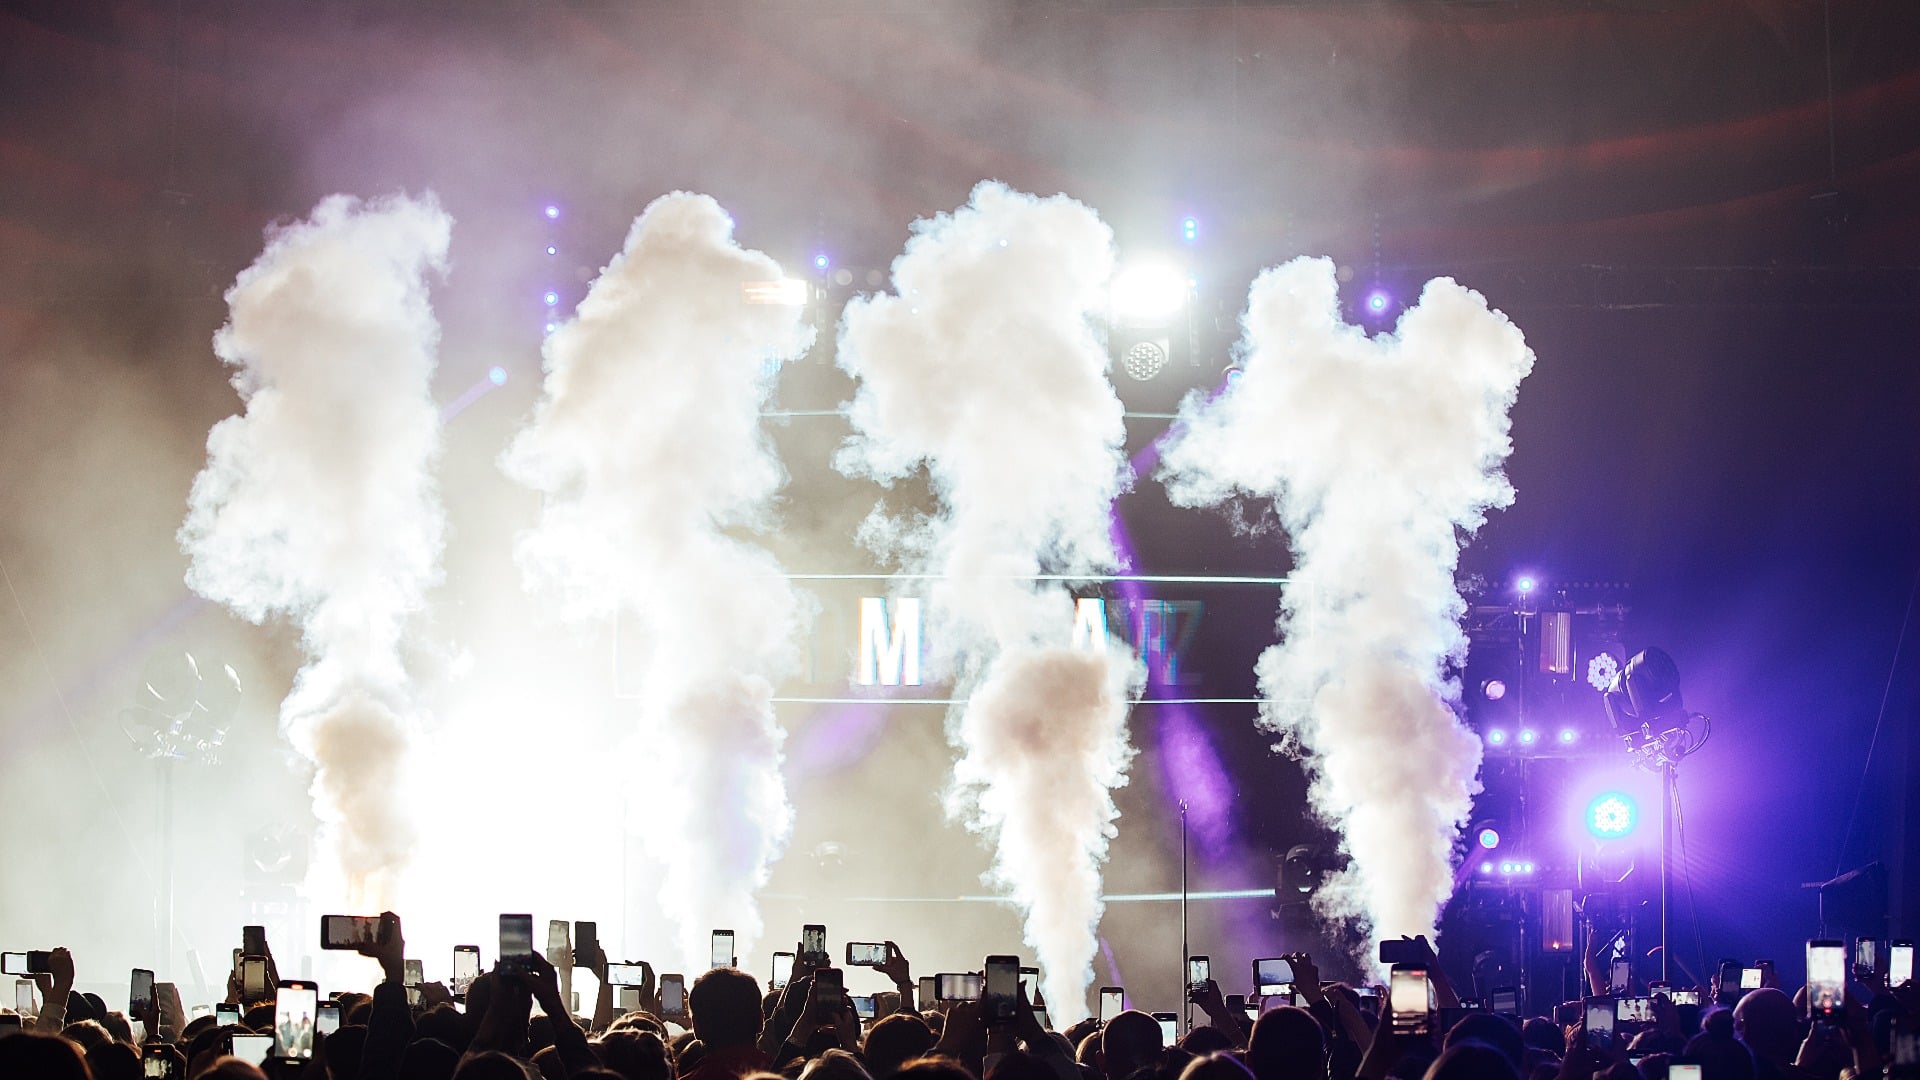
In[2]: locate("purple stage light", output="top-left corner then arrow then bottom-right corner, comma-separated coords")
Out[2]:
1487,729 -> 1507,746
1364,288 -> 1391,314
1480,861 -> 1493,873
488,366 -> 507,386
1477,827 -> 1500,850
546,245 -> 557,256
1482,678 -> 1507,701
1517,576 -> 1536,593
814,254 -> 830,271
1519,729 -> 1537,746
543,291 -> 559,307
1182,217 -> 1198,242
1558,729 -> 1576,744
543,205 -> 560,220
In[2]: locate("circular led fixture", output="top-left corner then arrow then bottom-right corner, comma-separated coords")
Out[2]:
1487,729 -> 1507,746
1122,340 -> 1168,381
1586,792 -> 1638,839
1587,652 -> 1622,692
1477,828 -> 1500,850
1482,679 -> 1507,701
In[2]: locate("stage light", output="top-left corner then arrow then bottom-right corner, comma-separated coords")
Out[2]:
1559,729 -> 1577,744
1587,792 -> 1638,839
488,366 -> 507,386
1521,862 -> 1535,874
1182,217 -> 1198,242
1487,729 -> 1507,746
1477,827 -> 1500,850
813,254 -> 830,271
1481,679 -> 1507,701
1364,288 -> 1391,315
1121,340 -> 1168,382
546,245 -> 557,256
1481,861 -> 1493,873
1519,729 -> 1538,746
544,322 -> 556,334
544,205 -> 560,220
543,291 -> 559,307
1110,261 -> 1189,326
1587,652 -> 1621,692
1500,861 -> 1514,873
1517,576 -> 1535,593
743,279 -> 809,306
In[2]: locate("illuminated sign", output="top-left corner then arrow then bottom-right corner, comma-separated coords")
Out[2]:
615,574 -> 1295,705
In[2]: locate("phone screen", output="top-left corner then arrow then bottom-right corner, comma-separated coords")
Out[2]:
143,1051 -> 173,1079
802,925 -> 827,960
1855,938 -> 1877,970
130,968 -> 155,1016
1390,968 -> 1431,1035
847,942 -> 887,967
1585,1000 -> 1615,1050
548,920 -> 571,962
1893,942 -> 1915,986
771,952 -> 794,989
1099,987 -> 1123,1023
851,994 -> 876,1019
1187,956 -> 1210,989
576,921 -> 597,951
661,974 -> 685,1014
1253,957 -> 1294,994
1154,1013 -> 1177,1044
937,972 -> 982,1001
1491,988 -> 1518,1013
1610,958 -> 1630,992
500,915 -> 534,967
321,915 -> 384,950
317,1002 -> 341,1036
403,959 -> 423,987
1739,967 -> 1761,990
711,930 -> 735,969
16,978 -> 38,1016
241,958 -> 268,1000
274,985 -> 318,1059
230,1033 -> 273,1065
216,1003 -> 241,1025
1807,940 -> 1846,1016
1616,997 -> 1652,1023
1670,1066 -> 1701,1080
453,946 -> 480,996
919,976 -> 936,1010
244,925 -> 268,956
1,954 -> 26,976
606,963 -> 647,987
984,956 -> 1020,1021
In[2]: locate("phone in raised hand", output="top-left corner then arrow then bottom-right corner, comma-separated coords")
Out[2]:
1187,956 -> 1210,992
771,952 -> 795,989
1389,966 -> 1432,1037
711,930 -> 735,970
1099,986 -> 1123,1023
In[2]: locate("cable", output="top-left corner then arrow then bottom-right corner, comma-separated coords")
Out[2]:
1833,559 -> 1920,878
1672,770 -> 1707,986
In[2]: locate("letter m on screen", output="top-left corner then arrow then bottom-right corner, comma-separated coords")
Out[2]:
857,596 -> 921,686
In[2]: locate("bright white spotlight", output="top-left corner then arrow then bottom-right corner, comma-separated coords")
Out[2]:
743,278 -> 809,306
1109,261 -> 1189,326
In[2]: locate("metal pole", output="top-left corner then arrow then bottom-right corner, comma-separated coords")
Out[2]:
160,757 -> 176,975
1180,800 -> 1190,1032
1660,762 -> 1674,983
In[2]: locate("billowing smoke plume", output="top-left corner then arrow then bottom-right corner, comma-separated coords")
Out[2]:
502,193 -> 813,969
1160,257 -> 1534,950
179,193 -> 452,906
837,181 -> 1138,1021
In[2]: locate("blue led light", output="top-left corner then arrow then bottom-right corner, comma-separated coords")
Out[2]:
1477,828 -> 1500,850
1519,729 -> 1538,746
814,254 -> 830,271
544,205 -> 560,220
1480,861 -> 1493,873
1559,729 -> 1577,744
1518,576 -> 1536,593
1365,289 -> 1390,313
546,245 -> 557,256
488,366 -> 507,386
1487,729 -> 1507,746
1587,792 -> 1638,839
543,291 -> 559,307
1182,217 -> 1199,242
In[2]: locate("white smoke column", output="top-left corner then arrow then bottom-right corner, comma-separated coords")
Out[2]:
1160,256 -> 1534,950
179,193 -> 452,906
837,181 -> 1137,1021
503,193 -> 813,969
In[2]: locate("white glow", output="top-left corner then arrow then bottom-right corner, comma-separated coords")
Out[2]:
1109,261 -> 1189,326
744,278 -> 809,306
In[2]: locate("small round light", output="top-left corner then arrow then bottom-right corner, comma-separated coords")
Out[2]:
1559,729 -> 1576,744
1482,679 -> 1507,701
1500,861 -> 1514,874
1366,290 -> 1389,312
1587,792 -> 1638,839
1477,828 -> 1500,850
1480,861 -> 1493,873
1517,576 -> 1535,593
1519,729 -> 1537,745
1487,729 -> 1507,746
546,245 -> 557,256
543,205 -> 560,220
1522,862 -> 1535,873
543,322 -> 556,334
1182,217 -> 1199,242
813,254 -> 830,271
487,366 -> 507,386
543,291 -> 559,307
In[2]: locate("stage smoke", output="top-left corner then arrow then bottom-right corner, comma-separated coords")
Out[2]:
502,192 -> 814,970
1160,256 -> 1533,952
179,193 -> 452,906
837,181 -> 1137,1021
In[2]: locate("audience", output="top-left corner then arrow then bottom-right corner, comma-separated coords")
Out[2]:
1,923 -> 1913,1080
